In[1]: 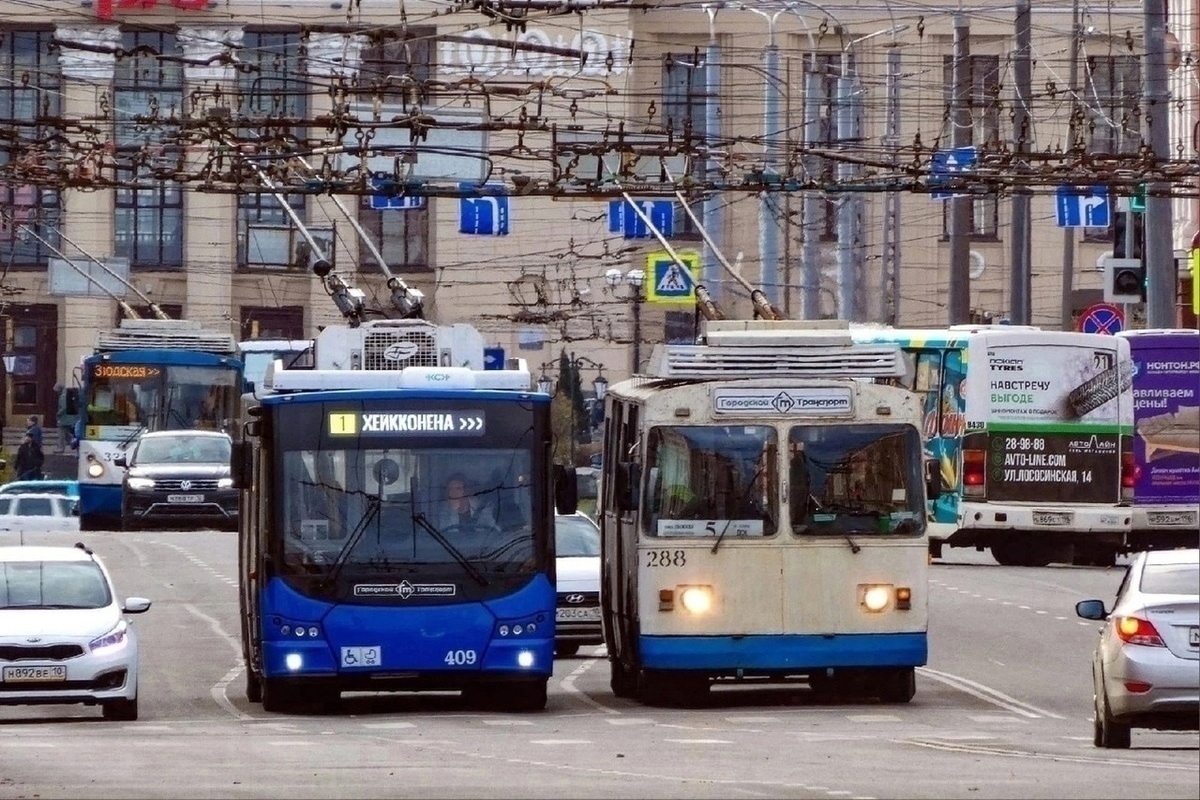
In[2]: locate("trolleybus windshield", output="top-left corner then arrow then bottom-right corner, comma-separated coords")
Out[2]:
788,424 -> 925,535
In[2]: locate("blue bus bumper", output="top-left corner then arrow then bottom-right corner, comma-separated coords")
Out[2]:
79,484 -> 121,518
638,632 -> 928,672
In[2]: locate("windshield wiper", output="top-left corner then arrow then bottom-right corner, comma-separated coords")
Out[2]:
710,519 -> 735,555
411,512 -> 489,586
119,423 -> 146,449
318,494 -> 382,591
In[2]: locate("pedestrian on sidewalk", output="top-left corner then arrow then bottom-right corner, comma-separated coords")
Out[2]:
15,433 -> 44,481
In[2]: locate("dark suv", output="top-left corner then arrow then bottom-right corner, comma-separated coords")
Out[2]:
116,431 -> 238,531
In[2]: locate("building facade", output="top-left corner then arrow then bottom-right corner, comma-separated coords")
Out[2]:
1,0 -> 1195,429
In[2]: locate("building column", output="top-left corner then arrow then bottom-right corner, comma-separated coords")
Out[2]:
304,32 -> 367,331
54,25 -> 122,385
179,27 -> 244,335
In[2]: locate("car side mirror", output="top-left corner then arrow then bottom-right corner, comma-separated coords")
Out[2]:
924,459 -> 942,499
1075,599 -> 1107,620
113,455 -> 127,468
122,597 -> 152,614
554,464 -> 578,515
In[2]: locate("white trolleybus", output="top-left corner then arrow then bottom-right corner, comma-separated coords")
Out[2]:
599,321 -> 934,706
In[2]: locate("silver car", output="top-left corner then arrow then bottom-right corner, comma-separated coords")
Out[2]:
1076,548 -> 1199,749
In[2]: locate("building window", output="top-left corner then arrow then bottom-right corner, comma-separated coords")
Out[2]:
354,31 -> 432,272
0,28 -> 61,268
662,50 -> 710,238
1083,55 -> 1141,242
941,54 -> 1000,239
237,30 -> 307,270
240,305 -> 304,339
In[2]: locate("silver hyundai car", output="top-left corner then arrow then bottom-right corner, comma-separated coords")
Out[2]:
1076,548 -> 1199,749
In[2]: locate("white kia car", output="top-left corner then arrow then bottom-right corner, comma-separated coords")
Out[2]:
554,512 -> 603,657
0,543 -> 151,720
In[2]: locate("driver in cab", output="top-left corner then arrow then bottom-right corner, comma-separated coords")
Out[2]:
436,473 -> 499,533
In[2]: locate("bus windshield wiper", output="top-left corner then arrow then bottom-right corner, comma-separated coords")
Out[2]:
119,423 -> 146,449
710,519 -> 735,555
319,494 -> 382,591
411,512 -> 489,586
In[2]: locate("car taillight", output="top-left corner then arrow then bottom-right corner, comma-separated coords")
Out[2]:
1120,451 -> 1136,501
963,449 -> 986,497
1114,616 -> 1165,647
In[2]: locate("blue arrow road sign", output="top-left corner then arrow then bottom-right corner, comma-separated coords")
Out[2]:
483,346 -> 506,370
459,183 -> 510,235
1055,185 -> 1110,228
608,199 -> 674,239
930,146 -> 978,200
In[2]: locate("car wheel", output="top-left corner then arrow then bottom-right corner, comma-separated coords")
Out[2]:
556,643 -> 579,657
1094,689 -> 1132,749
102,696 -> 139,721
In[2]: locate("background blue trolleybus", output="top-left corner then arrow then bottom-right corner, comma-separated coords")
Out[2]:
75,319 -> 243,531
234,320 -> 575,713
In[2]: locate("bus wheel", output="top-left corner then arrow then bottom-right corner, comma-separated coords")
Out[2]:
877,668 -> 916,704
260,679 -> 298,713
245,668 -> 263,703
990,541 -> 1023,566
609,657 -> 638,699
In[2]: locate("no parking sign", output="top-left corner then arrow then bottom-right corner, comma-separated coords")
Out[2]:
1075,303 -> 1125,335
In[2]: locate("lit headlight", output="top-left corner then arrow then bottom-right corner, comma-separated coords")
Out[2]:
679,585 -> 714,615
860,584 -> 893,612
127,477 -> 155,491
285,653 -> 303,671
87,460 -> 105,478
89,620 -> 128,652
217,477 -> 234,489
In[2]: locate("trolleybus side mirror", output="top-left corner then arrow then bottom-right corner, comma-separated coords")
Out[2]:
924,460 -> 942,499
554,464 -> 578,515
616,462 -> 641,512
231,441 -> 251,489
113,455 -> 127,468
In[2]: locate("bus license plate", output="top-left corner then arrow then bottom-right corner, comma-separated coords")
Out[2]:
167,494 -> 203,504
1148,511 -> 1197,527
1032,511 -> 1071,526
556,607 -> 601,622
1189,628 -> 1199,648
2,665 -> 67,682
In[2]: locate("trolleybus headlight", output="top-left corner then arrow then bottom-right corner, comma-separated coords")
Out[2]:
860,584 -> 892,612
285,653 -> 303,671
87,459 -> 105,478
126,477 -> 155,491
679,585 -> 714,615
517,650 -> 535,668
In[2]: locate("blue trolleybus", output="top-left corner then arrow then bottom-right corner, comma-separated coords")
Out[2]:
235,320 -> 574,713
76,319 -> 243,531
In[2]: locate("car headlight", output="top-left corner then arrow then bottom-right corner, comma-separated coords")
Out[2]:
679,585 -> 714,615
860,584 -> 893,612
217,477 -> 233,489
89,620 -> 129,652
87,460 -> 105,478
127,477 -> 155,491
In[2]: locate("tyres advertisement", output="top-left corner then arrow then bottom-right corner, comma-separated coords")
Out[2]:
966,344 -> 1134,504
1125,335 -> 1200,505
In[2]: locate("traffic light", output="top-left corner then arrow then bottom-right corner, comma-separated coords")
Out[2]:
1106,258 -> 1146,304
1112,211 -> 1144,259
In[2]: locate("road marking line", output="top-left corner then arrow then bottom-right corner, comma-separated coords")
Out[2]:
901,737 -> 1199,770
968,714 -> 1028,723
559,655 -> 620,715
482,719 -> 535,726
917,666 -> 1065,719
182,602 -> 254,722
606,718 -> 654,725
530,739 -> 593,745
664,738 -> 734,744
362,722 -> 417,729
725,716 -> 782,723
847,714 -> 902,723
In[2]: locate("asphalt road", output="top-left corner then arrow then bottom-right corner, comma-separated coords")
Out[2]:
0,532 -> 1196,800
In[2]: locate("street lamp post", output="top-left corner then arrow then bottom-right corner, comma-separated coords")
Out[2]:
605,267 -> 645,374
536,353 -> 608,465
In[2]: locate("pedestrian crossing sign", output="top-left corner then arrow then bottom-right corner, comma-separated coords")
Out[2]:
645,250 -> 699,305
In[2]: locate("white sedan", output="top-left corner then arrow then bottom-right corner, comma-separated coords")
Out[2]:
0,493 -> 80,534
